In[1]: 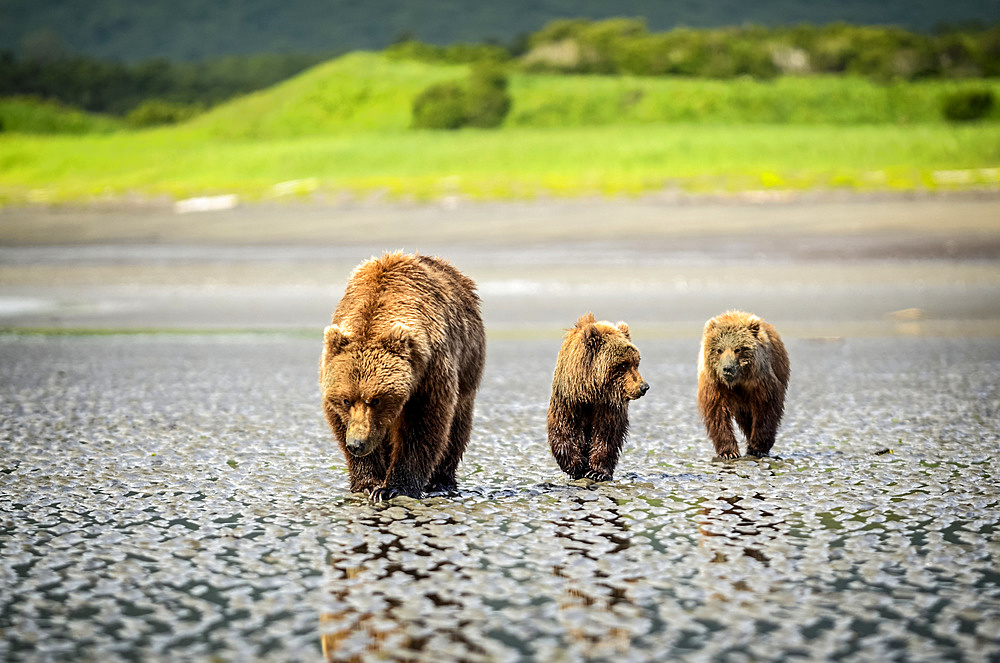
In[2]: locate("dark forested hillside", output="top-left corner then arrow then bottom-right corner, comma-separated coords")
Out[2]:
3,0 -> 1000,61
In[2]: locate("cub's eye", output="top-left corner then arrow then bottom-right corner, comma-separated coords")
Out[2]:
370,397 -> 381,407
342,398 -> 352,409
716,348 -> 723,355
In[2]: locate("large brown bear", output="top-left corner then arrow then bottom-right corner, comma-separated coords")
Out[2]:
697,310 -> 790,459
319,252 -> 486,501
548,313 -> 649,481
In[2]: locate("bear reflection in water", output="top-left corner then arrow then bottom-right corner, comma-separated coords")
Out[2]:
319,493 -> 645,662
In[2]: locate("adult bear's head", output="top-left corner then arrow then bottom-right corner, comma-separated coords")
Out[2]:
320,322 -> 427,457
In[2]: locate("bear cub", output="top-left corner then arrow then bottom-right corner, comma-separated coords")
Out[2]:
548,313 -> 649,482
320,252 -> 486,502
697,310 -> 790,460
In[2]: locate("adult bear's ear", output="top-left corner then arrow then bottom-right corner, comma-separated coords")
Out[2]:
616,321 -> 631,339
747,318 -> 761,337
324,324 -> 351,356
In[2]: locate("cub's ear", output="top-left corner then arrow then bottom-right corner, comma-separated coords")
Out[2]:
575,312 -> 597,329
616,321 -> 631,339
582,322 -> 602,349
323,324 -> 351,356
747,318 -> 761,337
381,323 -> 418,358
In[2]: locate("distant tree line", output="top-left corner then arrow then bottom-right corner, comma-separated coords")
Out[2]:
1,20 -> 998,123
0,51 -> 328,116
516,20 -> 1000,79
391,19 -> 1000,81
4,0 -> 1000,62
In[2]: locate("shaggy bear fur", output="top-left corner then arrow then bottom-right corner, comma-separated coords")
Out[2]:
697,310 -> 790,459
548,313 -> 649,481
320,252 -> 486,501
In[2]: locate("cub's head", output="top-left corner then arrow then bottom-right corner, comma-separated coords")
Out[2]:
700,311 -> 764,387
566,312 -> 649,403
320,322 -> 424,457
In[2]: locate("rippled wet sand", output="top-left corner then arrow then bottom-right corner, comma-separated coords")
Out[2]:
2,334 -> 997,661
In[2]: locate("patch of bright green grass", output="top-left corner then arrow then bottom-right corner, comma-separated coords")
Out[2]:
2,123 -> 998,204
507,73 -> 1000,126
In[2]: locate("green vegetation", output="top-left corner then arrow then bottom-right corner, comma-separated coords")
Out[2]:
412,83 -> 469,130
412,63 -> 512,129
126,100 -> 203,128
506,74 -> 1000,126
0,51 -> 328,115
168,54 -> 1000,138
521,20 -> 1000,79
3,121 -> 998,205
3,20 -> 999,120
0,96 -> 122,134
1,52 -> 998,204
386,41 -> 511,65
942,89 -> 996,121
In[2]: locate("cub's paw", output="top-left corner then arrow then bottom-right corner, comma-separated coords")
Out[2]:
368,486 -> 399,503
370,483 -> 422,503
713,451 -> 741,462
425,477 -> 458,495
350,481 -> 381,496
585,470 -> 613,482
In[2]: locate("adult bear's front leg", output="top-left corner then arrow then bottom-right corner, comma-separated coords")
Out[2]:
373,371 -> 457,502
347,447 -> 388,495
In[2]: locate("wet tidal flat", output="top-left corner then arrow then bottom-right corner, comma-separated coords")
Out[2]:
1,334 -> 999,662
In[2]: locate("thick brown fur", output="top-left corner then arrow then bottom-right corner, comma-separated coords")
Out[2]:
547,313 -> 649,481
697,310 -> 790,459
319,252 -> 486,502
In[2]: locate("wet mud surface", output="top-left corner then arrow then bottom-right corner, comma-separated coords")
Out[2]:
2,334 -> 998,661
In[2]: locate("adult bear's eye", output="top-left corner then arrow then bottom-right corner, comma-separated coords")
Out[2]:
342,398 -> 352,409
370,397 -> 381,407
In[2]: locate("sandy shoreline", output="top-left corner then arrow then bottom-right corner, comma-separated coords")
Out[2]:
2,190 -> 1000,255
2,191 -> 999,336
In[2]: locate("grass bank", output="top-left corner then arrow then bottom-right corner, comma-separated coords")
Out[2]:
3,123 -> 998,204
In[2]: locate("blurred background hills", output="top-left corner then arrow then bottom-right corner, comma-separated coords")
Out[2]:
4,0 -> 1000,62
2,1 -> 998,204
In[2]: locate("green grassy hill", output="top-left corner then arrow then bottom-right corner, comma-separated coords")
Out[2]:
184,53 -> 465,138
2,52 -> 999,204
180,52 -> 1000,138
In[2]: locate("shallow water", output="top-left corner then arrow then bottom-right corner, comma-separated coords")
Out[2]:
1,334 -> 998,661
